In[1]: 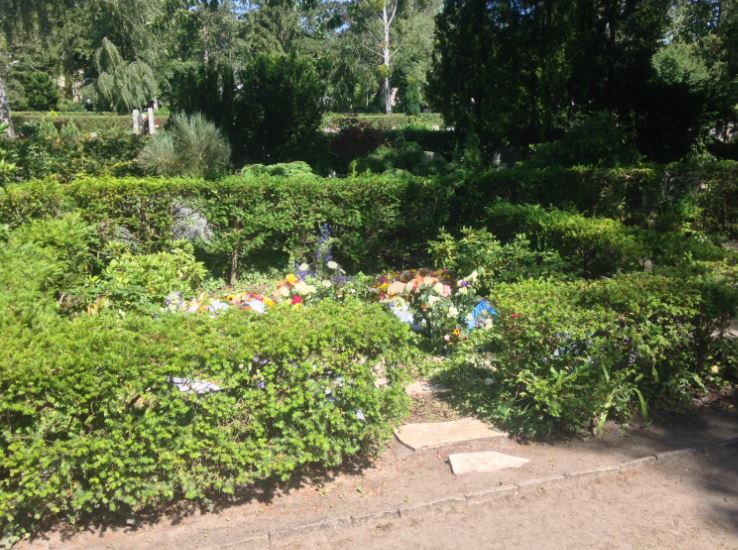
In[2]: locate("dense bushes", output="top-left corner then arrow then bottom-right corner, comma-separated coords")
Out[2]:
437,272 -> 737,437
0,300 -> 410,541
0,133 -> 145,182
484,202 -> 650,277
0,175 -> 452,280
170,55 -> 324,165
449,161 -> 738,238
12,112 -> 141,135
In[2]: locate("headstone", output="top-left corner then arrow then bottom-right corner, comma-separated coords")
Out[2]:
132,109 -> 140,135
147,107 -> 156,134
448,451 -> 529,475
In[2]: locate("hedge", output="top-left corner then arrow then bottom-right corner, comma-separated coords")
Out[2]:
437,272 -> 737,437
12,112 -> 170,135
448,161 -> 738,238
0,298 -> 410,541
0,174 -> 453,279
0,160 -> 736,279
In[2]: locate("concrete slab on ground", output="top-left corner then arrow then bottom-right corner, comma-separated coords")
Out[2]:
405,381 -> 448,396
394,418 -> 507,450
448,451 -> 530,475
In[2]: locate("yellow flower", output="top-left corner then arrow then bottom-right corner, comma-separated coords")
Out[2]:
710,365 -> 720,374
263,298 -> 275,307
286,274 -> 298,285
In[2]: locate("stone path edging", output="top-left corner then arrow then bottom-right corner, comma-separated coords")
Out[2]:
212,437 -> 738,549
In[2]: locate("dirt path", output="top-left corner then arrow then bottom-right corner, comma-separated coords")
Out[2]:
290,447 -> 738,550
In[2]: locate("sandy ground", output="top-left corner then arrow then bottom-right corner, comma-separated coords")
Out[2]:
290,447 -> 738,550
19,394 -> 738,550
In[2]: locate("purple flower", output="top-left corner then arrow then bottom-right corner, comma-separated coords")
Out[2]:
256,380 -> 266,390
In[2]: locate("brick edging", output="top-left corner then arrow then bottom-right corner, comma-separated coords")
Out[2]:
216,437 -> 738,548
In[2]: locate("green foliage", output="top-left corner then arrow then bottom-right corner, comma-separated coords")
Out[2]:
429,227 -> 570,292
0,132 -> 145,182
448,161 -> 738,238
0,300 -> 411,541
0,174 -> 451,280
69,243 -> 208,313
20,72 -> 59,111
234,54 -> 323,163
37,118 -> 59,141
436,273 -> 723,438
484,202 -> 650,277
13,112 -> 154,135
59,121 -> 82,141
171,55 -> 324,164
530,112 -> 641,168
89,38 -> 158,113
240,161 -> 318,179
138,113 -> 231,180
356,139 -> 445,175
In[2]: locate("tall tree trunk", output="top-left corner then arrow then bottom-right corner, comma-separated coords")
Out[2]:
382,4 -> 393,115
0,75 -> 16,138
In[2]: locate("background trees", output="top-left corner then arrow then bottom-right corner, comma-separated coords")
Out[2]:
429,0 -> 738,161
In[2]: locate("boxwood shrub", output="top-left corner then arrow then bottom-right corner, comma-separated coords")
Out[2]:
0,300 -> 410,541
436,273 -> 735,438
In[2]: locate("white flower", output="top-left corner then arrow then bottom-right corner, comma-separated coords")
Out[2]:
468,270 -> 479,282
326,260 -> 339,270
427,295 -> 440,306
433,282 -> 445,295
298,262 -> 310,272
321,279 -> 332,288
484,378 -> 493,386
294,281 -> 316,295
447,306 -> 459,318
277,286 -> 290,298
458,287 -> 469,295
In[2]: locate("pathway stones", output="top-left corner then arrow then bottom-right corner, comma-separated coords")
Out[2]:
394,418 -> 507,450
448,451 -> 530,475
405,381 -> 448,396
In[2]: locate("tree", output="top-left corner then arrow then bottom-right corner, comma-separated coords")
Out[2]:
89,38 -> 157,113
0,0 -> 74,137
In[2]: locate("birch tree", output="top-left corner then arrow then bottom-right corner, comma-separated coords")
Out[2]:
347,0 -> 400,115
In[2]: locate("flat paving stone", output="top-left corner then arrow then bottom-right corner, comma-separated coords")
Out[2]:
449,451 -> 530,475
394,418 -> 507,450
406,381 -> 448,396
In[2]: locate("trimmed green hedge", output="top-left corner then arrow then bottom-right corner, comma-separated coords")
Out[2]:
437,272 -> 737,437
1,160 -> 736,280
0,300 -> 410,540
0,174 -> 452,278
448,161 -> 738,238
12,112 -> 169,135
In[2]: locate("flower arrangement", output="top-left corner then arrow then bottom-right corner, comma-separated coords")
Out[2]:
375,268 -> 496,347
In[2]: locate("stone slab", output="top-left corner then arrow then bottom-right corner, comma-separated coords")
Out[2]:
449,451 -> 529,475
394,418 -> 507,450
405,381 -> 448,396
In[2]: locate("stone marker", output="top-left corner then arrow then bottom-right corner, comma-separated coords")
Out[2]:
449,451 -> 529,475
394,418 -> 506,450
132,109 -> 140,135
